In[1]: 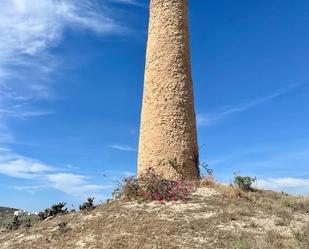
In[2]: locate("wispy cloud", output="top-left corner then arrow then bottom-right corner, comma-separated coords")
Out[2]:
258,177 -> 309,196
0,123 -> 14,144
0,0 -> 132,146
0,105 -> 53,146
0,149 -> 54,179
108,144 -> 136,152
0,0 -> 138,204
204,145 -> 309,196
197,82 -> 304,127
0,158 -> 53,180
0,148 -> 110,198
0,106 -> 53,119
47,173 -> 111,197
102,170 -> 136,180
110,0 -> 147,8
0,0 -> 124,101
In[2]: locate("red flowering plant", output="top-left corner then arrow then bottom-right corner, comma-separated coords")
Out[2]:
112,167 -> 194,202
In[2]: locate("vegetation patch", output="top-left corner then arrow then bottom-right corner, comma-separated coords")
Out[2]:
38,202 -> 68,221
233,173 -> 257,192
79,197 -> 95,211
6,215 -> 21,231
1,171 -> 308,249
113,167 -> 194,202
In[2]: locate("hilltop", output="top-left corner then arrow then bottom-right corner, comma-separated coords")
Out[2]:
0,183 -> 308,249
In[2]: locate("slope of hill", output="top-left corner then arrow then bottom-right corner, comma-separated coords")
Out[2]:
0,185 -> 308,249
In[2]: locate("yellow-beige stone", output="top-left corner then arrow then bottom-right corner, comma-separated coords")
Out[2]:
138,0 -> 199,180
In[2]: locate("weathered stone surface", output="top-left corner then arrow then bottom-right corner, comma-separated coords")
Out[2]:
138,0 -> 199,179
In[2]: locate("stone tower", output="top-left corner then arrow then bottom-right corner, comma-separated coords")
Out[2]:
138,0 -> 199,180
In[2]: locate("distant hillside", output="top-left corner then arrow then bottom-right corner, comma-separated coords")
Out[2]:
0,184 -> 308,249
0,206 -> 18,217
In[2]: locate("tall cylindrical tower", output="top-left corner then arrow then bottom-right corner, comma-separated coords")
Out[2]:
138,0 -> 199,180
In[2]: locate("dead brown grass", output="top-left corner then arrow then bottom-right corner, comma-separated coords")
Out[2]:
0,184 -> 308,249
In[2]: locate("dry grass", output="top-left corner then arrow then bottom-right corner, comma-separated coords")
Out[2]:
0,183 -> 308,249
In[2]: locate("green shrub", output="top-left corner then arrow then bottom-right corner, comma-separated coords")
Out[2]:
58,221 -> 68,229
113,167 -> 194,202
38,202 -> 68,221
233,174 -> 256,191
79,197 -> 95,211
6,215 -> 21,230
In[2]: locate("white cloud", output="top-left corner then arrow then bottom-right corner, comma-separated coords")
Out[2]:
0,0 -> 124,101
108,144 -> 136,152
47,173 -> 111,197
258,177 -> 309,196
0,0 -> 136,201
203,145 -> 309,196
197,82 -> 304,127
0,106 -> 53,119
0,103 -> 52,146
112,0 -> 137,3
0,158 -> 53,179
102,170 -> 136,180
111,0 -> 147,8
0,0 -> 133,146
0,149 -> 53,179
13,185 -> 48,195
0,123 -> 14,144
0,149 -> 111,198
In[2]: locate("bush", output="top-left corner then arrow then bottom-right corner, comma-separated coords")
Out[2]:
57,221 -> 68,230
6,215 -> 21,230
113,167 -> 194,202
24,218 -> 32,229
79,197 -> 95,211
38,202 -> 68,221
55,221 -> 71,235
233,174 -> 256,191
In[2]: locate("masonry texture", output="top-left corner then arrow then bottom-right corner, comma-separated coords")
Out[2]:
138,0 -> 199,179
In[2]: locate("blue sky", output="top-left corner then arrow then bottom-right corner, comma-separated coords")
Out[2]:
0,0 -> 308,211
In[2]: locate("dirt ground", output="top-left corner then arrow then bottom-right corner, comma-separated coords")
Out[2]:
0,185 -> 308,249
